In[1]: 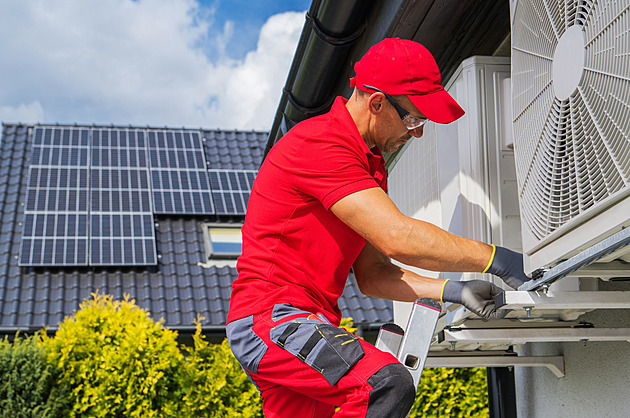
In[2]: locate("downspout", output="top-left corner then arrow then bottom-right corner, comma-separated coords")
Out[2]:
264,0 -> 371,160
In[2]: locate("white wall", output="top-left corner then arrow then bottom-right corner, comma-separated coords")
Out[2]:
388,115 -> 443,325
515,279 -> 630,417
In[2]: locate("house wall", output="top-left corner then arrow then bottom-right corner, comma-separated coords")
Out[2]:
515,280 -> 630,418
388,106 -> 443,325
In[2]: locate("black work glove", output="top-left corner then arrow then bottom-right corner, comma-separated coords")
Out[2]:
484,245 -> 531,290
442,279 -> 507,320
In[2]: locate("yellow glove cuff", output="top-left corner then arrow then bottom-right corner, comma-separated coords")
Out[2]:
481,244 -> 497,273
440,279 -> 450,303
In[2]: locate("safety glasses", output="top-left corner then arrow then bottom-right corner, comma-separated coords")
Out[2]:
363,85 -> 429,130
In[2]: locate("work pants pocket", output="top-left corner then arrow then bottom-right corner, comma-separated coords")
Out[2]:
270,318 -> 364,386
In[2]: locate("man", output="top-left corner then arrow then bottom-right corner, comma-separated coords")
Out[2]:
227,38 -> 530,417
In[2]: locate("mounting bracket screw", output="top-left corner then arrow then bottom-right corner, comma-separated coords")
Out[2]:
541,284 -> 550,295
450,341 -> 457,351
581,339 -> 588,346
525,307 -> 533,318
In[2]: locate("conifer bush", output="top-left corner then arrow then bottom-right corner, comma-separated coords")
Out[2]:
0,333 -> 70,418
178,317 -> 263,417
44,292 -> 184,417
410,367 -> 489,417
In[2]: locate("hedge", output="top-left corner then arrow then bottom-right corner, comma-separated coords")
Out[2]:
411,367 -> 489,417
43,292 -> 183,417
178,324 -> 262,416
0,333 -> 71,418
2,293 -> 487,417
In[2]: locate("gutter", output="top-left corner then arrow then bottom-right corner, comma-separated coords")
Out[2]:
264,0 -> 371,159
0,325 -> 228,339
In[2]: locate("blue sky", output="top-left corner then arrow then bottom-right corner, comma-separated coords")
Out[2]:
201,0 -> 310,60
0,0 -> 311,131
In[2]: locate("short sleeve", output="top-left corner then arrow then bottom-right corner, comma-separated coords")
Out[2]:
294,140 -> 381,210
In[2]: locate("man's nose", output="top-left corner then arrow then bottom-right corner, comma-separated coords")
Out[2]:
408,125 -> 424,138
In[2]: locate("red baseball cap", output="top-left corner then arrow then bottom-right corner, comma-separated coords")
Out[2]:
350,38 -> 464,124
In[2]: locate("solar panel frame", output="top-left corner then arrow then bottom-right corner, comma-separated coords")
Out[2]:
19,127 -> 90,266
20,126 -> 259,268
208,169 -> 256,215
89,128 -> 157,266
147,130 -> 215,215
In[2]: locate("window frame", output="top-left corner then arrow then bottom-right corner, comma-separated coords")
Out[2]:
202,223 -> 243,260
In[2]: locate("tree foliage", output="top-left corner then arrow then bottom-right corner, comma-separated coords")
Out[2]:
178,317 -> 263,417
411,367 -> 489,417
44,292 -> 183,417
0,333 -> 71,418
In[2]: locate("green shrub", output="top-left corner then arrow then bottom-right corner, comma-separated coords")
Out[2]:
31,293 -> 487,417
0,333 -> 71,418
410,367 -> 489,417
178,317 -> 263,417
44,292 -> 184,417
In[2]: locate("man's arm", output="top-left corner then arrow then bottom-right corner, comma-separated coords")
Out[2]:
352,237 -> 506,319
352,240 -> 444,302
330,187 -> 493,273
334,186 -> 523,319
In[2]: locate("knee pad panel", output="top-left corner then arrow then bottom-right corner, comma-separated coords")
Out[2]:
366,363 -> 415,418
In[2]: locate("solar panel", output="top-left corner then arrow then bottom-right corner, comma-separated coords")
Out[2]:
20,126 -> 256,267
90,129 -> 157,265
208,169 -> 256,215
20,127 -> 90,266
147,130 -> 215,214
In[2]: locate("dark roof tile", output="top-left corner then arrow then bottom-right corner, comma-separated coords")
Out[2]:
0,123 -> 392,332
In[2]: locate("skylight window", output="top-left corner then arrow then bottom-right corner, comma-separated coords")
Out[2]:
203,224 -> 243,259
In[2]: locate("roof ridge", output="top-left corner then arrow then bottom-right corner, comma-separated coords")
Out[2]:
2,122 -> 270,134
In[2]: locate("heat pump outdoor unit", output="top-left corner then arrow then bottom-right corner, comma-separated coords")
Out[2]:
511,0 -> 630,273
388,56 -> 517,325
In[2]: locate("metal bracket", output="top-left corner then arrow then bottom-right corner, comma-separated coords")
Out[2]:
438,327 -> 630,346
495,291 -> 630,311
565,261 -> 630,279
520,227 -> 630,291
425,355 -> 566,378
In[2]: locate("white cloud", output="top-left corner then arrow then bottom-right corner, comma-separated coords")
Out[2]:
0,0 -> 304,131
210,12 -> 304,130
0,101 -> 44,124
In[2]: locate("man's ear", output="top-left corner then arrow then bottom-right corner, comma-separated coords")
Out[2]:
367,93 -> 385,115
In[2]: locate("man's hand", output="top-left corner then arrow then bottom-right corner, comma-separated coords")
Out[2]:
485,245 -> 531,289
442,280 -> 506,320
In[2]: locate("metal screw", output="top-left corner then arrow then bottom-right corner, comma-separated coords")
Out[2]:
450,341 -> 457,351
581,339 -> 588,346
525,307 -> 533,318
541,284 -> 550,295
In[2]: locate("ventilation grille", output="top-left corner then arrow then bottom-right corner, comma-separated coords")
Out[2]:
388,125 -> 440,223
512,0 -> 630,242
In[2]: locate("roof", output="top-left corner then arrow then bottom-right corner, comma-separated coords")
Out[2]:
0,123 -> 392,333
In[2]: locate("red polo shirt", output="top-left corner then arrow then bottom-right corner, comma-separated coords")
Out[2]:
228,97 -> 388,325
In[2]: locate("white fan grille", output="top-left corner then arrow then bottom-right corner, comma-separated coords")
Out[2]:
512,0 -> 630,241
